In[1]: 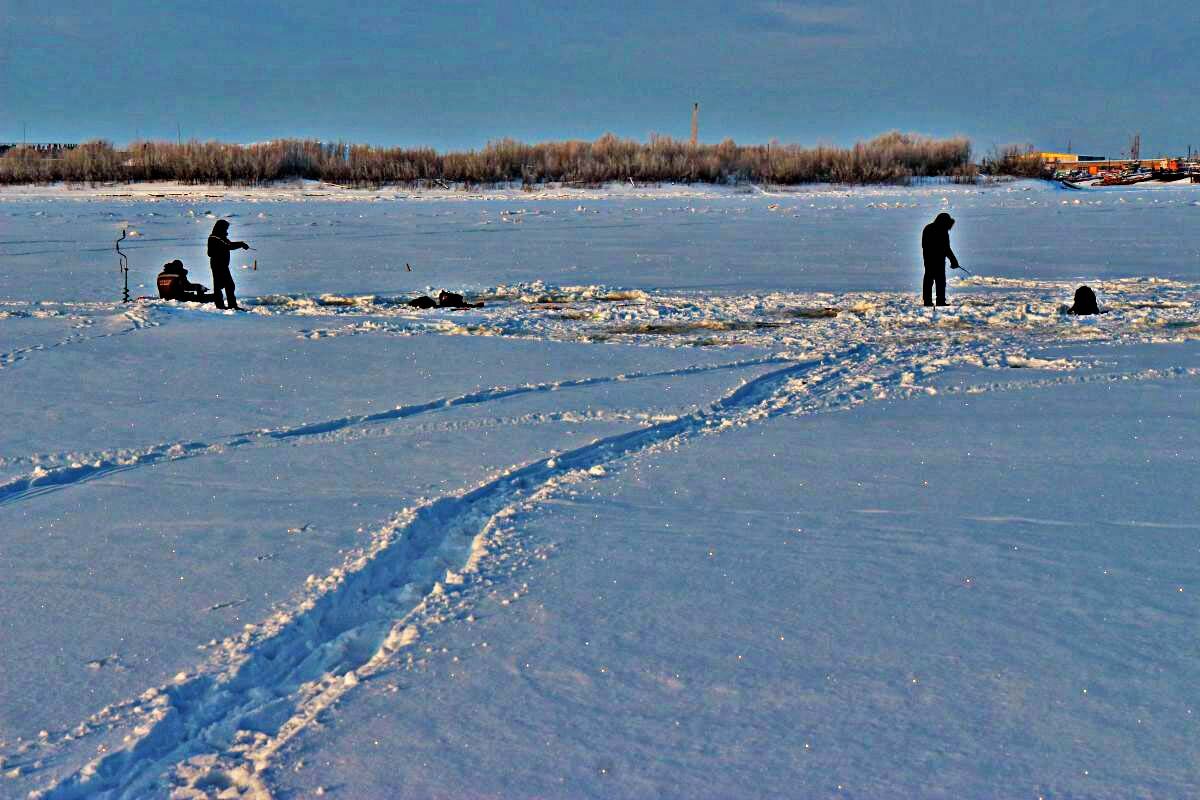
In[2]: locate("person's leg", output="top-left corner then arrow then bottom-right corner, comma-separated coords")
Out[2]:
211,270 -> 227,308
214,266 -> 239,308
922,271 -> 934,306
935,270 -> 947,305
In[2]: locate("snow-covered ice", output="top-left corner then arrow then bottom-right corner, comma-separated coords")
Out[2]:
0,180 -> 1197,798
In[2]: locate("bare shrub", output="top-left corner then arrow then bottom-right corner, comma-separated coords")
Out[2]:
0,132 -> 975,187
979,144 -> 1048,179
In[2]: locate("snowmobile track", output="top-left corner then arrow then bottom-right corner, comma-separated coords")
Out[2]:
0,309 -> 155,370
0,355 -> 785,508
32,349 -> 850,799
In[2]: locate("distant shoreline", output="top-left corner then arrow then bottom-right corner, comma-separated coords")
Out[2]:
3,176 -> 1198,204
0,177 -> 1041,204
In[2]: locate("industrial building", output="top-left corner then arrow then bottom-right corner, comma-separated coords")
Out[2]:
1038,152 -> 1107,164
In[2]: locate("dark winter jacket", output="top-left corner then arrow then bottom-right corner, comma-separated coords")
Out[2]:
921,213 -> 960,271
207,220 -> 246,271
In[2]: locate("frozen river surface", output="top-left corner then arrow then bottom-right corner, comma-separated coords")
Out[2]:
0,181 -> 1198,798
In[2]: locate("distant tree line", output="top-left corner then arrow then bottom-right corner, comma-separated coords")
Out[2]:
0,132 -> 980,187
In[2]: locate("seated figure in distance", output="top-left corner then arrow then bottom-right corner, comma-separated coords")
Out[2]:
1067,285 -> 1103,315
157,260 -> 216,303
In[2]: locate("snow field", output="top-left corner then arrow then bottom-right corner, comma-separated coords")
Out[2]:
274,375 -> 1200,799
4,179 -> 1200,306
1,183 -> 1198,798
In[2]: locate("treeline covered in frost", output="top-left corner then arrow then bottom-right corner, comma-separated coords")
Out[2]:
0,132 -> 978,187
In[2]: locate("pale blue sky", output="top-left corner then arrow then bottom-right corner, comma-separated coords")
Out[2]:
2,0 -> 1197,157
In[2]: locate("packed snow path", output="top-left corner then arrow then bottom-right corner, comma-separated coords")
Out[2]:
1,272 -> 1197,798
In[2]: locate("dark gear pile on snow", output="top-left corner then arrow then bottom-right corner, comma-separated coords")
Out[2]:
407,295 -> 437,309
438,290 -> 484,308
1069,285 -> 1100,315
407,290 -> 484,310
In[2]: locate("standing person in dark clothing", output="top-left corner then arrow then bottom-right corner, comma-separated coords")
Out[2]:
207,219 -> 250,310
920,212 -> 962,307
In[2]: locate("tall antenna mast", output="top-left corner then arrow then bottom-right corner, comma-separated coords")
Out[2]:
1130,132 -> 1141,162
690,103 -> 699,147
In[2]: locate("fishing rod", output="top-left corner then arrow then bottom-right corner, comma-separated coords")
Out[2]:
953,265 -> 973,278
116,229 -> 131,303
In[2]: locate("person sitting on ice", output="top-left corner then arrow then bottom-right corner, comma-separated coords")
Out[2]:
1067,285 -> 1102,315
920,212 -> 964,307
156,260 -> 215,303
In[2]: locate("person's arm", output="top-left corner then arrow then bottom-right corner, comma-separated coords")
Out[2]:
212,235 -> 243,254
943,230 -> 960,268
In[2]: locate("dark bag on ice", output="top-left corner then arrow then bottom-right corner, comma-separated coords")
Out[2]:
437,290 -> 483,309
1069,285 -> 1099,315
407,291 -> 484,310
